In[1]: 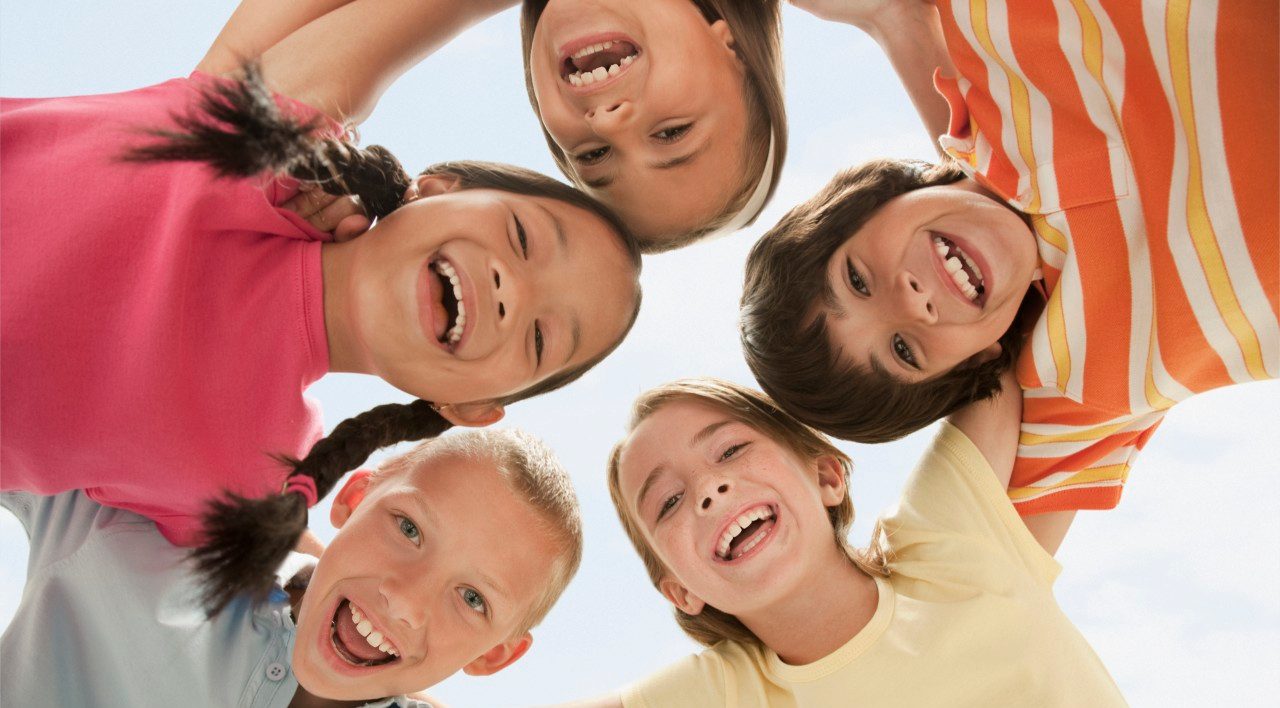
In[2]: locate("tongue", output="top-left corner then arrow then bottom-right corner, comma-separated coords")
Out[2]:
426,267 -> 448,340
334,602 -> 388,664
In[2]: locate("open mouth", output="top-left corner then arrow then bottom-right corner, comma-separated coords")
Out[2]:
932,234 -> 987,306
714,505 -> 778,562
329,599 -> 401,668
427,258 -> 466,347
560,38 -> 640,87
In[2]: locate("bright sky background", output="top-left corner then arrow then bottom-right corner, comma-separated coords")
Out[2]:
1,2 -> 1277,706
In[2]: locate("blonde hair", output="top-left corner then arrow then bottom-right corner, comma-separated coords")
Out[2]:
605,378 -> 887,648
520,0 -> 788,251
379,428 -> 583,636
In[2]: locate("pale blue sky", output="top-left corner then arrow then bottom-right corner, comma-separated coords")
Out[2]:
1,2 -> 1277,706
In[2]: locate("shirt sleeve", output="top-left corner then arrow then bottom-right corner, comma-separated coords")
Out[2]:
1009,390 -> 1166,516
881,423 -> 1061,589
621,652 -> 728,708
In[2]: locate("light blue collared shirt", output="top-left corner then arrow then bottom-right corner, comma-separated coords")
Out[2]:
1,490 -> 430,708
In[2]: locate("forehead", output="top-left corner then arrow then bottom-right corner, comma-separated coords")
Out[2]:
618,400 -> 735,490
380,450 -> 561,596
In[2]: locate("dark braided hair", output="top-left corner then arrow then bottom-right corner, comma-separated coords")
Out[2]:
125,63 -> 644,615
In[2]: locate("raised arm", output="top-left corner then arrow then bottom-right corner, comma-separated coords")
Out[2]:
945,370 -> 1076,555
256,0 -> 517,125
790,0 -> 954,153
197,0 -> 359,76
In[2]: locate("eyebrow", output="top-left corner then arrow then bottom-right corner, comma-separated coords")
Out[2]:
636,463 -> 667,514
532,202 -> 579,368
535,202 -> 568,254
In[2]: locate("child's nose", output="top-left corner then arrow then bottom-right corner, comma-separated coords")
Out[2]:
901,273 -> 937,324
379,575 -> 429,630
699,482 -> 731,513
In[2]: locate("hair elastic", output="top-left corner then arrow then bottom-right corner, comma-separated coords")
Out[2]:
283,474 -> 319,507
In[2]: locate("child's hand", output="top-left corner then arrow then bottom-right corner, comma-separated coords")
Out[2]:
283,182 -> 371,242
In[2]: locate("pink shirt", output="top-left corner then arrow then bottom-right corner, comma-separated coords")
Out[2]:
1,74 -> 335,545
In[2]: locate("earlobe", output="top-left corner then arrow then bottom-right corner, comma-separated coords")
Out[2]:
462,634 -> 532,676
437,401 -> 505,428
659,577 -> 706,616
330,470 -> 374,527
976,341 -> 1004,364
814,455 -> 847,508
403,173 -> 463,203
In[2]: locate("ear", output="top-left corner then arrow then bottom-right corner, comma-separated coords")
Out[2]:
814,455 -> 847,508
462,633 -> 532,676
403,173 -> 462,202
709,18 -> 736,51
330,470 -> 374,528
659,576 -> 706,616
437,401 -> 505,428
975,341 -> 1003,364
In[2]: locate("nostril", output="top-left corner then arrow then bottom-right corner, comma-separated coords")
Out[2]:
605,102 -> 622,113
910,278 -> 922,293
717,484 -> 728,494
498,303 -> 505,319
493,271 -> 500,288
701,498 -> 711,510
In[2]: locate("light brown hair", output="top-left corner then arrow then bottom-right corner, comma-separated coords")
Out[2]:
606,378 -> 886,648
379,428 -> 583,636
740,158 -> 1027,444
520,0 -> 788,251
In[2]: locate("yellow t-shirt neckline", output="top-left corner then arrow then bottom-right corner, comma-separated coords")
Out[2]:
763,574 -> 894,683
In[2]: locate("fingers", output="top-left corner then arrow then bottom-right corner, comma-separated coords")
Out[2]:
282,182 -> 336,220
283,183 -> 370,237
310,196 -> 367,237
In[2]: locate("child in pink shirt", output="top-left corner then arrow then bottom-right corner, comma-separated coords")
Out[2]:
1,0 -> 641,615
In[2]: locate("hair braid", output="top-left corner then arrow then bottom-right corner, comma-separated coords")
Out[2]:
192,400 -> 452,615
123,62 -> 410,220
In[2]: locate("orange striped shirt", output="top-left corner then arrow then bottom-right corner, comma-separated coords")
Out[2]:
933,0 -> 1278,515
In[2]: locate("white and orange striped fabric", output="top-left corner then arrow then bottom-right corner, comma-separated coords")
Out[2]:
933,0 -> 1278,515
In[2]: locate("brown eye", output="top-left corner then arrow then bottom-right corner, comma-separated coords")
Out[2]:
574,146 -> 610,165
893,334 -> 919,369
846,259 -> 869,296
652,123 -> 691,143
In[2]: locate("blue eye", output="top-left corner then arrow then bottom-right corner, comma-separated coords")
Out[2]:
846,259 -> 869,296
718,443 -> 747,462
459,587 -> 487,615
892,334 -> 919,369
397,516 -> 420,544
657,492 -> 682,521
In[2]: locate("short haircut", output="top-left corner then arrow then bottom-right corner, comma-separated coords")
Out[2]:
379,428 -> 583,636
740,158 -> 1022,443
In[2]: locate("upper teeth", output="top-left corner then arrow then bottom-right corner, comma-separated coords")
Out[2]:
933,236 -> 985,302
349,602 -> 398,657
715,506 -> 775,560
572,41 -> 616,60
435,259 -> 466,344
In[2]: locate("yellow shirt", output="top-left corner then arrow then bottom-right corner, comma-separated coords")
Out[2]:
621,423 -> 1125,708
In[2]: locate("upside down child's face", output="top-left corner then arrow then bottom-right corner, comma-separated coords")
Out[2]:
324,174 -> 638,424
290,449 -> 562,700
528,0 -> 753,244
821,180 -> 1039,382
616,400 -> 848,618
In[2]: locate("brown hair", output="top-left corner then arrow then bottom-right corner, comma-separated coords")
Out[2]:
740,158 -> 1026,444
127,64 -> 640,614
605,378 -> 886,649
378,429 -> 583,635
520,0 -> 788,251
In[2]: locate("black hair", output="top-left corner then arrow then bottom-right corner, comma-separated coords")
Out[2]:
126,63 -> 643,614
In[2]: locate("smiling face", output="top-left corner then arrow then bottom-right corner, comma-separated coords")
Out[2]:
822,182 -> 1039,382
326,174 -> 639,416
291,449 -> 562,700
615,400 -> 847,617
528,0 -> 754,243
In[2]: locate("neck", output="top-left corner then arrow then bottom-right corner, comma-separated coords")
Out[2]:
737,548 -> 880,665
320,242 -> 369,375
